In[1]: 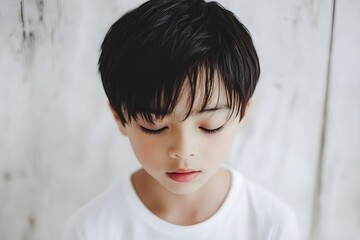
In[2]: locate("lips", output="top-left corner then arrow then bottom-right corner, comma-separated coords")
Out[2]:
166,169 -> 201,182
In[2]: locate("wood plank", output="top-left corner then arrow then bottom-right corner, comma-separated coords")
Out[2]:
0,0 -> 42,239
0,0 -> 144,239
224,1 -> 334,239
311,0 -> 360,239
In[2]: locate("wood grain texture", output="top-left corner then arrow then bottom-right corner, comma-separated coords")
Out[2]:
225,0 -> 334,239
311,0 -> 360,239
0,0 -> 358,240
0,0 -> 143,239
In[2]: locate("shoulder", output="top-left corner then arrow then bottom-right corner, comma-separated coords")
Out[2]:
245,178 -> 294,221
63,180 -> 131,240
227,167 -> 301,239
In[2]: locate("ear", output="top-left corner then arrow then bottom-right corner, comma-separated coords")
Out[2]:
108,101 -> 128,136
244,98 -> 252,117
236,98 -> 252,131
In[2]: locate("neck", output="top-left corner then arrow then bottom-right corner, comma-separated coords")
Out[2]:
131,167 -> 231,225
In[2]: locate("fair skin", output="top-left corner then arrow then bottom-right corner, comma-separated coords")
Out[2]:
110,78 -> 251,226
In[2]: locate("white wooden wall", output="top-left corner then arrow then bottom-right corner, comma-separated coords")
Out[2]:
0,0 -> 359,240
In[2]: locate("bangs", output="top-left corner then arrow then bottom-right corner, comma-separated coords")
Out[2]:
125,59 -> 243,125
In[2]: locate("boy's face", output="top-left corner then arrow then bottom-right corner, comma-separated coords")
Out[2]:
110,79 -> 251,195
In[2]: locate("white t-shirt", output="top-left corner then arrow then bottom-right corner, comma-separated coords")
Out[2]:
63,166 -> 301,240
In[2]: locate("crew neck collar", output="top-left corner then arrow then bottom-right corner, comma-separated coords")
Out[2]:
124,165 -> 243,235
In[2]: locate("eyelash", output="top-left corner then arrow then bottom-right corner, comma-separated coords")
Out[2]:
140,126 -> 224,135
200,126 -> 224,134
140,127 -> 166,135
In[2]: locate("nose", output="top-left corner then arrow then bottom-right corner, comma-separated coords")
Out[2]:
168,128 -> 197,160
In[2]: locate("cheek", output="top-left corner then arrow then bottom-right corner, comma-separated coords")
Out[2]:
204,131 -> 236,163
128,134 -> 165,169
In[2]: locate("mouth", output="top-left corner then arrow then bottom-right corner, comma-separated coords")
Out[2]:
166,169 -> 201,182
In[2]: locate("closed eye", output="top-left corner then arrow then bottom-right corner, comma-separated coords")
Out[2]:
140,126 -> 224,135
199,126 -> 224,134
140,126 -> 167,135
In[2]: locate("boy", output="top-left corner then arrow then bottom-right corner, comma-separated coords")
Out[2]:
64,0 -> 300,239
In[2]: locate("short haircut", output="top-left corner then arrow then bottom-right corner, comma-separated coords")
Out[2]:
98,0 -> 260,125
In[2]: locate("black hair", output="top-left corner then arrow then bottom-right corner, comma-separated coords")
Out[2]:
98,0 -> 260,125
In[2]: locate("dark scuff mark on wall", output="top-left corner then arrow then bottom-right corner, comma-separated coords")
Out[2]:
21,215 -> 36,240
28,216 -> 36,230
37,0 -> 44,23
20,0 -> 26,41
18,0 -> 38,68
24,30 -> 36,68
29,31 -> 35,43
3,172 -> 12,181
274,82 -> 282,89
